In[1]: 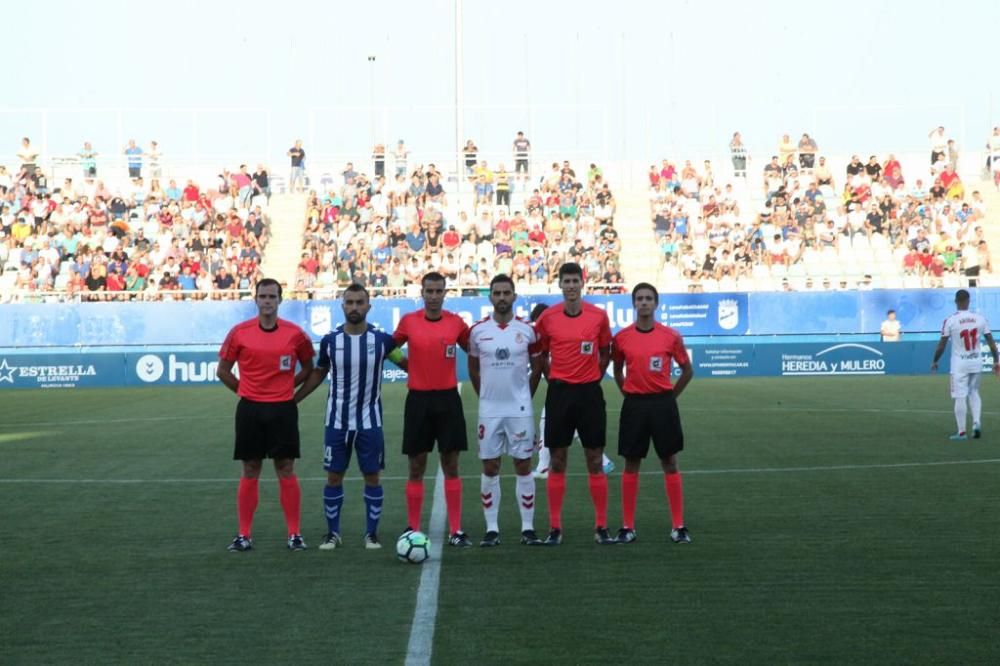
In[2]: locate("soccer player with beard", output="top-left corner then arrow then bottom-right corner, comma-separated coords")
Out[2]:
612,282 -> 693,544
468,274 -> 545,546
295,283 -> 408,550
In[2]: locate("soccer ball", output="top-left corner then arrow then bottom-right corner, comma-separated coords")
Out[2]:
396,531 -> 430,564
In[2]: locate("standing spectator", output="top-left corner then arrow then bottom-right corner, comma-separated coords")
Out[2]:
372,143 -> 385,177
463,139 -> 478,177
288,139 -> 306,193
798,133 -> 817,169
495,164 -> 511,209
513,131 -> 531,181
778,134 -> 797,166
294,283 -> 409,550
467,274 -> 545,546
216,278 -> 316,552
148,140 -> 162,179
78,141 -> 98,179
881,310 -> 902,342
947,139 -> 959,171
729,132 -> 747,178
124,139 -> 143,179
929,126 -> 947,165
612,283 -> 693,545
17,137 -> 38,175
930,289 -> 1000,440
988,127 -> 1000,190
252,164 -> 270,202
533,262 -> 614,546
392,272 -> 473,546
394,139 -> 409,177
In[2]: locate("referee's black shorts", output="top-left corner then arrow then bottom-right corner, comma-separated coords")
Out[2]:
544,380 -> 606,449
618,391 -> 684,460
402,388 -> 468,455
233,398 -> 300,461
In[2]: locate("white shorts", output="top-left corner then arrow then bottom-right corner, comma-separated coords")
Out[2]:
950,372 -> 982,399
478,416 -> 535,460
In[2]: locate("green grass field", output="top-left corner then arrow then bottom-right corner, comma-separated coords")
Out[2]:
2,377 -> 998,664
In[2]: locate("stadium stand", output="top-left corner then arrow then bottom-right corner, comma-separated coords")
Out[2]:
2,126 -> 998,301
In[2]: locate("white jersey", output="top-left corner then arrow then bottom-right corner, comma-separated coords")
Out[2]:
941,310 -> 991,374
469,316 -> 538,418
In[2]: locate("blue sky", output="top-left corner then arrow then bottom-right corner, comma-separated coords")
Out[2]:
4,0 -> 998,165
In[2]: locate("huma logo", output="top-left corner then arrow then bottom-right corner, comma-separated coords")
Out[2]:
781,344 -> 886,376
134,354 -> 223,383
136,354 -> 165,382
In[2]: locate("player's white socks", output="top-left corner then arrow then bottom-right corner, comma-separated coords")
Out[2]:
969,391 -> 982,428
536,446 -> 551,472
954,399 -> 968,434
516,473 -> 536,531
481,473 -> 501,533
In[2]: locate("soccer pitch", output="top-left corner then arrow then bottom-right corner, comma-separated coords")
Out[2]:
2,376 -> 998,664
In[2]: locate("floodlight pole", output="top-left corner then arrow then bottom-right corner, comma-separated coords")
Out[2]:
455,0 -> 464,204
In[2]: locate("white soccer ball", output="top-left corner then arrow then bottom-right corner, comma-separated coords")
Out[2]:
396,531 -> 430,564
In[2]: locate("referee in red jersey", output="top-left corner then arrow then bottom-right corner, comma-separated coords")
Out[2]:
612,282 -> 693,544
392,272 -> 473,546
533,262 -> 614,545
217,278 -> 316,552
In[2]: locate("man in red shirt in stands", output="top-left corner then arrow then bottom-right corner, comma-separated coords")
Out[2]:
392,272 -> 473,546
533,262 -> 614,545
217,278 -> 316,551
612,282 -> 693,545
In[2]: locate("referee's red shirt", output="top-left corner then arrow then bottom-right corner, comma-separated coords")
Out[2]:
535,302 -> 612,384
219,317 -> 315,402
393,310 -> 470,390
613,322 -> 689,394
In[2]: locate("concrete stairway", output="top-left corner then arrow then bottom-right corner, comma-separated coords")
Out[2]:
614,192 -> 661,289
259,193 -> 308,289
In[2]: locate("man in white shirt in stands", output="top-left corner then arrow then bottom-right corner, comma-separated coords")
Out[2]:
931,289 -> 1000,440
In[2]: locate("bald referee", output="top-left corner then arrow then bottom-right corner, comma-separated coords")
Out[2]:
217,278 -> 316,552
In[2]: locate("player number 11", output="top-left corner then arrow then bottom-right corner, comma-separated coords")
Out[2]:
959,328 -> 979,352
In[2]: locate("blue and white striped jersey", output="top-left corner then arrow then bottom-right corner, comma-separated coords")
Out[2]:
317,324 -> 398,430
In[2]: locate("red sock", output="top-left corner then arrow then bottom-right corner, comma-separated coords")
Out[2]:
665,472 -> 684,529
547,471 -> 566,530
278,475 -> 301,536
237,477 -> 259,537
444,477 -> 463,535
588,473 -> 608,528
621,471 -> 639,529
405,480 -> 424,532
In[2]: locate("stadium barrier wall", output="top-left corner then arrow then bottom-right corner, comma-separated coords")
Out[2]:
0,340 -> 989,389
2,288 -> 996,389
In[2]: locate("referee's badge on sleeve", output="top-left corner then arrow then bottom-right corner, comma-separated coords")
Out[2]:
649,356 -> 664,372
445,344 -> 456,358
580,341 -> 594,355
279,355 -> 292,371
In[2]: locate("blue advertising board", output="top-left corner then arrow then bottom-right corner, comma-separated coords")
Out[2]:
5,339 -> 994,389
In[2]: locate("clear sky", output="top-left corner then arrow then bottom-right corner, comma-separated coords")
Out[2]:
4,0 -> 998,167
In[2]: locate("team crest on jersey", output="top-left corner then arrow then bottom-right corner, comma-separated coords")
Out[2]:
367,343 -> 376,354
279,355 -> 292,371
580,341 -> 594,355
649,356 -> 664,372
445,344 -> 456,358
718,299 -> 739,331
495,347 -> 511,360
515,333 -> 525,344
